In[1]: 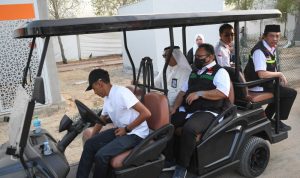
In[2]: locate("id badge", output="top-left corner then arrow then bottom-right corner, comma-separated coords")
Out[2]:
171,78 -> 177,88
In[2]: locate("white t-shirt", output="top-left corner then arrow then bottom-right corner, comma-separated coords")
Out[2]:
180,61 -> 230,118
154,65 -> 191,107
101,85 -> 149,138
215,40 -> 231,67
250,40 -> 276,92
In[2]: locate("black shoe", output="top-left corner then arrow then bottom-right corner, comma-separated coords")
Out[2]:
279,121 -> 291,131
162,160 -> 176,172
270,119 -> 276,127
172,165 -> 187,178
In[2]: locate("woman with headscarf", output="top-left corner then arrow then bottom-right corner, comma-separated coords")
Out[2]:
186,34 -> 205,65
154,46 -> 192,108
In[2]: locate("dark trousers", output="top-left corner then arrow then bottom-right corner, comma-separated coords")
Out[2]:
76,128 -> 142,178
164,111 -> 215,168
265,86 -> 297,120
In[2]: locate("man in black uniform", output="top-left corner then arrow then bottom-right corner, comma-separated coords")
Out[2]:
167,43 -> 231,178
244,24 -> 297,131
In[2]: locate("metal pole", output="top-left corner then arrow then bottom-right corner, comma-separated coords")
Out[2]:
163,27 -> 174,95
234,21 -> 240,79
275,78 -> 280,134
182,26 -> 187,56
76,35 -> 82,60
37,37 -> 50,77
123,31 -> 136,84
22,37 -> 36,87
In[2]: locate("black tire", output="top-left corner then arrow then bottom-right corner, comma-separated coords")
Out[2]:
238,136 -> 270,178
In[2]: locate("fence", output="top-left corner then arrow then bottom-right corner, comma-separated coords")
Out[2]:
239,32 -> 300,88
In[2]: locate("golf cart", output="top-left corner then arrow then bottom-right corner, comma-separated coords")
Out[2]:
0,9 -> 288,178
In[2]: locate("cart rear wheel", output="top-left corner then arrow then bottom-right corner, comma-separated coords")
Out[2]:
238,136 -> 270,178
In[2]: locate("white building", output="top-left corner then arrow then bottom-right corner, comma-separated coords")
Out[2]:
118,0 -> 225,73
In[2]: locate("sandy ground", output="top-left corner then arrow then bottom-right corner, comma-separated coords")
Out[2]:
0,64 -> 132,164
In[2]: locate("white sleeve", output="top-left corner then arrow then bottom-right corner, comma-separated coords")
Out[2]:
213,68 -> 230,97
216,48 -> 230,67
181,80 -> 189,92
101,99 -> 108,116
154,71 -> 163,88
215,47 -> 224,66
252,49 -> 267,71
121,87 -> 139,109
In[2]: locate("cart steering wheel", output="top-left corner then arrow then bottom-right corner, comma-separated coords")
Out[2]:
75,99 -> 106,125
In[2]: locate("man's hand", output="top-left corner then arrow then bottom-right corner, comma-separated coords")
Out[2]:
115,127 -> 127,136
169,106 -> 176,115
186,92 -> 200,105
279,72 -> 288,86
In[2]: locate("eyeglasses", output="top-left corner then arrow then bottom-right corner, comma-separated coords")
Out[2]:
162,53 -> 172,58
224,33 -> 234,37
194,54 -> 209,59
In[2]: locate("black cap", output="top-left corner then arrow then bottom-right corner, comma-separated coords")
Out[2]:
264,25 -> 281,34
86,69 -> 109,91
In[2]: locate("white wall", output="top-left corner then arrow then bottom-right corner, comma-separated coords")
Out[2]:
119,0 -> 224,73
53,36 -> 79,61
53,33 -> 122,62
80,33 -> 122,58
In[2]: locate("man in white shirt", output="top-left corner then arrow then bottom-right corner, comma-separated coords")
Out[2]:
215,23 -> 234,67
77,69 -> 151,178
244,24 -> 297,132
154,46 -> 192,108
167,44 -> 231,178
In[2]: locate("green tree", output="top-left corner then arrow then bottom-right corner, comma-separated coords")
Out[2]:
48,0 -> 80,64
276,0 -> 299,38
276,0 -> 300,39
92,0 -> 141,16
225,0 -> 257,46
225,0 -> 256,10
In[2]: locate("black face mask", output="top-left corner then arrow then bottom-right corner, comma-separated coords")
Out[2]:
194,58 -> 206,69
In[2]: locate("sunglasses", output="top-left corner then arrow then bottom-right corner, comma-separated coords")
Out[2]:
194,54 -> 209,59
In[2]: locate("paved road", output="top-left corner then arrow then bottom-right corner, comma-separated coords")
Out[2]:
161,88 -> 300,178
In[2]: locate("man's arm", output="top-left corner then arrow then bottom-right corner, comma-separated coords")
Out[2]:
90,115 -> 110,134
154,71 -> 163,88
186,89 -> 226,105
128,102 -> 151,131
257,71 -> 287,86
115,101 -> 151,136
170,91 -> 186,115
252,49 -> 288,86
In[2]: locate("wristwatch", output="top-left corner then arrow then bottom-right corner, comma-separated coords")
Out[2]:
125,126 -> 131,133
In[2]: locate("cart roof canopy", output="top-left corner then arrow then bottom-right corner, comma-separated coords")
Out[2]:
14,9 -> 281,38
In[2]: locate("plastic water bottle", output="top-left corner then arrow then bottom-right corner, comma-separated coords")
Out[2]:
43,139 -> 52,155
33,115 -> 41,134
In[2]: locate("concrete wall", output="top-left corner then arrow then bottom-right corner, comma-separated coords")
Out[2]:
119,0 -> 224,73
0,0 -> 62,114
53,33 -> 122,62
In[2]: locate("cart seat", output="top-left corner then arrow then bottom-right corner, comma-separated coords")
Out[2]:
110,92 -> 172,169
126,85 -> 144,100
224,67 -> 273,109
